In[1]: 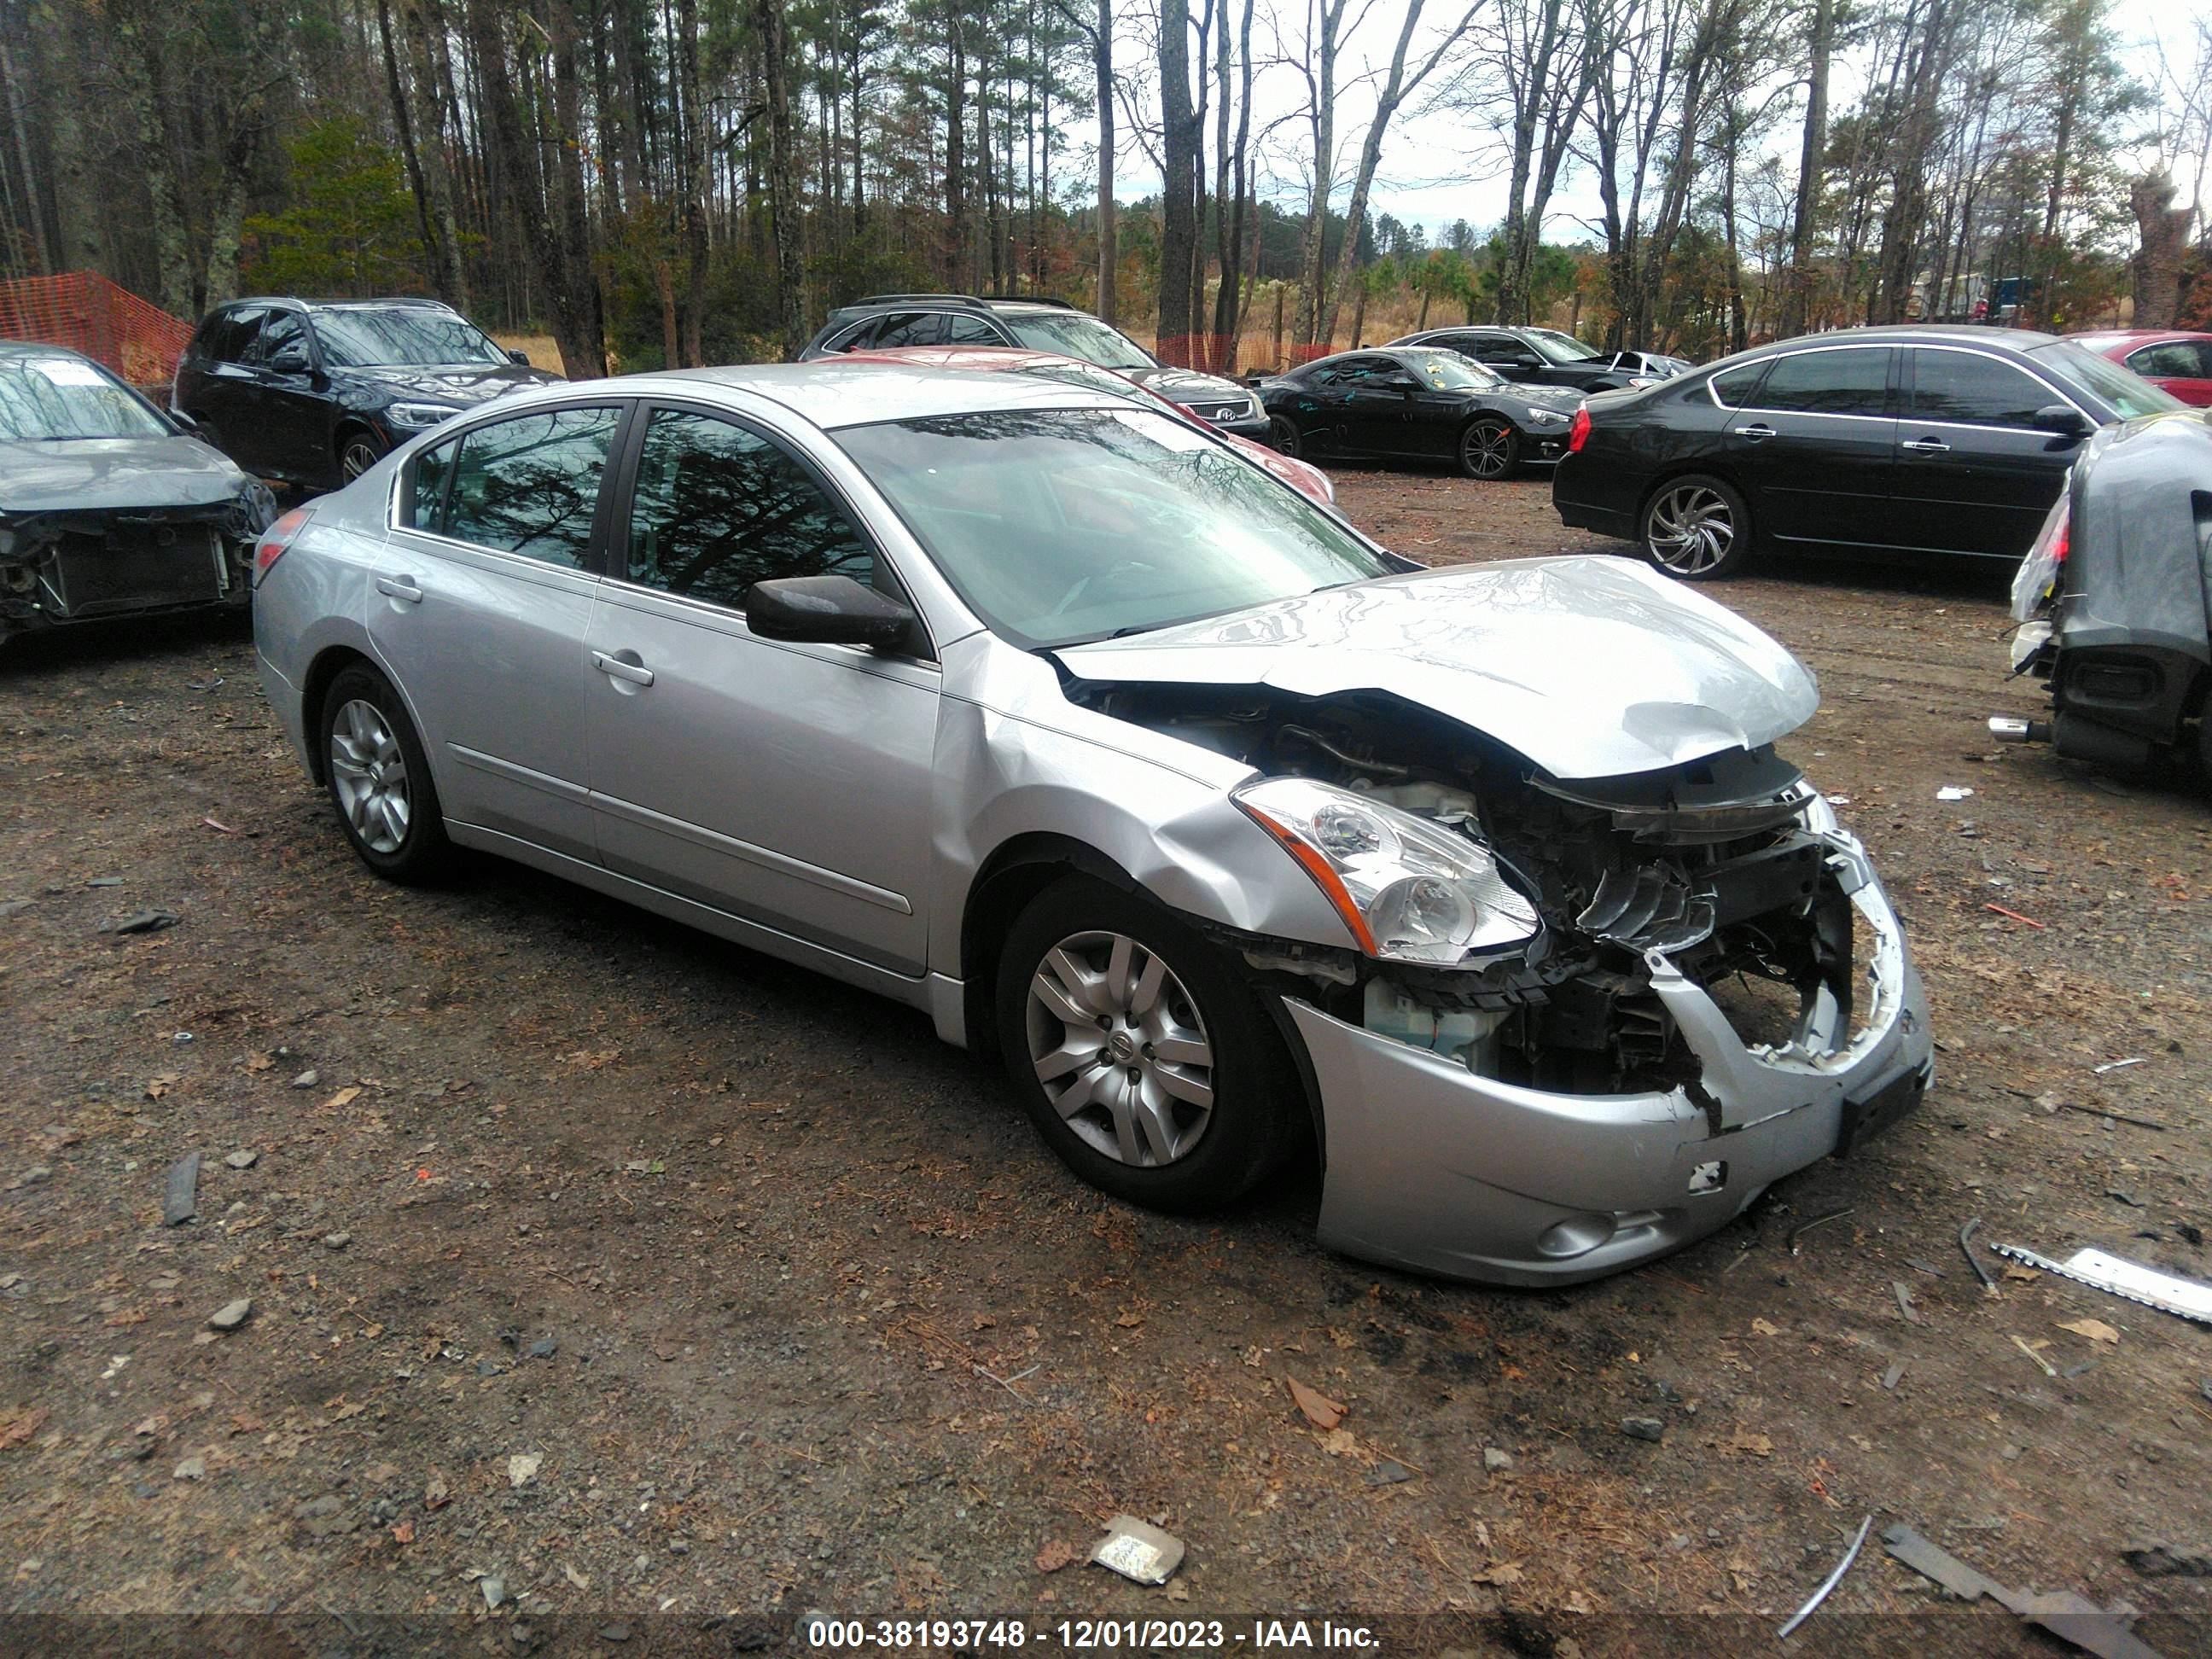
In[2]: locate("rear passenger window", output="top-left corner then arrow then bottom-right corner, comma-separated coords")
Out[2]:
1751,348 -> 1892,416
201,308 -> 264,364
2126,343 -> 2197,379
873,312 -> 947,348
1708,363 -> 1763,406
1910,351 -> 2049,427
946,312 -> 1000,344
442,405 -> 624,568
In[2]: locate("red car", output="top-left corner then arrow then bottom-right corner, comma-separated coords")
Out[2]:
833,345 -> 1338,509
2069,330 -> 2212,406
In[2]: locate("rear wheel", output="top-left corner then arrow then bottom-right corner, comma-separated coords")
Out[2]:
320,664 -> 453,883
994,875 -> 1296,1214
1641,474 -> 1751,579
1457,417 -> 1519,480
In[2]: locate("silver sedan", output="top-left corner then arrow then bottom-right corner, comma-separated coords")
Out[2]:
250,363 -> 1933,1285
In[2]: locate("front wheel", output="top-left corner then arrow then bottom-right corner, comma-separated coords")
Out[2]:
1641,474 -> 1751,579
995,875 -> 1296,1214
336,427 -> 387,485
1457,417 -> 1519,480
320,664 -> 453,883
1268,414 -> 1303,458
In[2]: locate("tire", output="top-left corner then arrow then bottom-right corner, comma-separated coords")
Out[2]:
994,874 -> 1296,1214
1268,414 -> 1302,458
319,664 -> 454,883
1457,417 -> 1519,480
1640,473 -> 1751,579
336,426 -> 387,486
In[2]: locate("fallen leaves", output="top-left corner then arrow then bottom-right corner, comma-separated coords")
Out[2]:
1034,1539 -> 1077,1574
423,1470 -> 451,1511
0,1406 -> 49,1451
1286,1377 -> 1346,1430
2058,1318 -> 2120,1345
1726,1428 -> 1775,1458
1473,1560 -> 1525,1586
323,1086 -> 362,1111
508,1452 -> 543,1487
1750,1318 -> 1784,1336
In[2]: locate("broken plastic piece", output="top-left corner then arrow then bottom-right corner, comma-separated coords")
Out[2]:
1090,1516 -> 1185,1586
1990,1243 -> 2212,1327
1959,1217 -> 1997,1290
1883,1525 -> 2167,1659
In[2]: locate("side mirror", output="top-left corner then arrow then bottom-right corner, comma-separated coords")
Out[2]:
508,348 -> 532,366
168,410 -> 203,438
268,346 -> 311,375
746,573 -> 917,649
2033,404 -> 2093,439
1512,353 -> 1544,370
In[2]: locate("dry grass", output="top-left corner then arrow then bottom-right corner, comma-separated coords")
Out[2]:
490,331 -> 563,373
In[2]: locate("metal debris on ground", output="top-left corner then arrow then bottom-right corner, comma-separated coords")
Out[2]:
1776,1512 -> 1872,1640
1959,1218 -> 1997,1290
1788,1205 -> 1854,1255
1882,1524 -> 2167,1659
1990,1243 -> 2212,1326
2092,1057 -> 2147,1074
2057,1101 -> 2169,1132
1090,1516 -> 1184,1586
102,909 -> 178,935
161,1153 -> 201,1226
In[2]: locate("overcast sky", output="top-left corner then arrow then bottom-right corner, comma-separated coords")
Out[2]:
1097,0 -> 2212,247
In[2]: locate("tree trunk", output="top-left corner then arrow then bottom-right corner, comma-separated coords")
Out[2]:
1293,1 -> 1342,347
672,0 -> 707,364
1156,0 -> 1199,360
946,20 -> 968,289
756,0 -> 806,358
1094,0 -> 1115,323
2132,171 -> 2190,329
1777,0 -> 1831,338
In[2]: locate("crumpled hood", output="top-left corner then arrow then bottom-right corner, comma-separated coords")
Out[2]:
336,362 -> 558,405
1057,556 -> 1819,779
0,435 -> 252,514
1123,364 -> 1254,412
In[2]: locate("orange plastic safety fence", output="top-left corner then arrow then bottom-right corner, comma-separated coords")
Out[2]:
0,271 -> 195,393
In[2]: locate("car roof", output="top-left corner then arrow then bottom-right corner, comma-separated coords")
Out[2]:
1761,324 -> 2064,350
2072,329 -> 2209,346
220,297 -> 458,312
605,360 -> 1132,429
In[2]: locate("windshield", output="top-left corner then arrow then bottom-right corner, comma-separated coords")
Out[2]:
1527,328 -> 1603,365
310,306 -> 509,369
1001,312 -> 1155,372
835,407 -> 1393,649
2029,341 -> 2186,420
1403,352 -> 1502,390
0,353 -> 172,440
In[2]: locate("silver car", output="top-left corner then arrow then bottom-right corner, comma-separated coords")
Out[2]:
250,364 -> 1933,1286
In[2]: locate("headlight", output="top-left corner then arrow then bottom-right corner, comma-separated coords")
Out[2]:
1522,406 -> 1568,425
1626,375 -> 1658,388
386,402 -> 463,430
1235,777 -> 1538,963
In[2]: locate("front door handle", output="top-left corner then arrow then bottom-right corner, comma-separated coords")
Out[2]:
374,575 -> 422,603
1901,437 -> 1952,454
592,649 -> 655,687
1733,422 -> 1775,440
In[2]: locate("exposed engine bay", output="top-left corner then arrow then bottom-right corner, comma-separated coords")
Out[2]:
0,489 -> 271,636
1073,680 -> 1859,1097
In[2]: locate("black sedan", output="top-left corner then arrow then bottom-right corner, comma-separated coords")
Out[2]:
1390,325 -> 1691,393
1257,347 -> 1584,479
0,342 -> 275,646
172,297 -> 560,493
1552,324 -> 2185,579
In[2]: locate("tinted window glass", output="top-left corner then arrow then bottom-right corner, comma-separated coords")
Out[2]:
2027,340 -> 2186,418
625,407 -> 875,608
310,306 -> 508,368
946,312 -> 1000,344
255,312 -> 309,368
1751,348 -> 1891,416
409,437 -> 457,530
2125,342 -> 2200,379
872,312 -> 946,348
1911,351 -> 2049,426
1709,363 -> 1763,406
444,405 -> 623,567
999,312 -> 1155,370
1470,335 -> 1524,364
206,307 -> 265,364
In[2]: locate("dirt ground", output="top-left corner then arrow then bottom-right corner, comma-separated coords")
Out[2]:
3,464 -> 2209,1655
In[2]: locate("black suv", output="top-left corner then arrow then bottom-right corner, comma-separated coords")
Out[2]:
1390,325 -> 1691,393
800,294 -> 1270,442
172,298 -> 561,492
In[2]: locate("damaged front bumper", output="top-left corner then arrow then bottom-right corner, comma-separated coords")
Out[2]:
0,489 -> 273,638
1289,829 -> 1932,1286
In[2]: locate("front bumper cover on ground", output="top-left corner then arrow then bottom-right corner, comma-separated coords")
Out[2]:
1289,831 -> 1933,1286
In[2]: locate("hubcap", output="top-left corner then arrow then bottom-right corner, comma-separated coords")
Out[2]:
329,698 -> 411,854
1026,929 -> 1214,1168
341,439 -> 381,481
1464,422 -> 1512,478
1646,484 -> 1735,575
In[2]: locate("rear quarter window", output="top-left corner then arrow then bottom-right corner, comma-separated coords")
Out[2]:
1708,363 -> 1764,407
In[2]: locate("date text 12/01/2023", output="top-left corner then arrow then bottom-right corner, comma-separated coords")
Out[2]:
804,1619 -> 1380,1650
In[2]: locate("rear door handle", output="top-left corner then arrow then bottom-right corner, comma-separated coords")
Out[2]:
592,650 -> 655,687
1733,422 -> 1775,440
1901,437 -> 1952,454
374,575 -> 422,603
